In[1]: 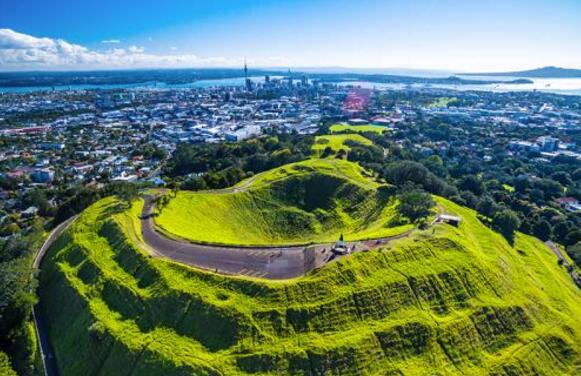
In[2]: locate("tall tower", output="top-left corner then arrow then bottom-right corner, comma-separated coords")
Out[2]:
244,59 -> 252,91
287,68 -> 293,88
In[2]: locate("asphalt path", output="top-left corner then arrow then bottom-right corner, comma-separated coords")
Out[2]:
546,241 -> 581,289
32,215 -> 78,376
141,196 -> 414,279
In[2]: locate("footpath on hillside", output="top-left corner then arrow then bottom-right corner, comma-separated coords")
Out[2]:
141,195 -> 422,279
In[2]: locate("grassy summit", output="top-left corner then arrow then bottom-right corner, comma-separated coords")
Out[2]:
155,159 -> 412,246
39,194 -> 581,375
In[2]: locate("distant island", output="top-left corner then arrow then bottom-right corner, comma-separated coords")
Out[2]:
462,66 -> 581,78
313,73 -> 532,86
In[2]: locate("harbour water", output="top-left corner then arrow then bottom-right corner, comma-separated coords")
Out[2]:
338,77 -> 581,96
2,75 -> 581,96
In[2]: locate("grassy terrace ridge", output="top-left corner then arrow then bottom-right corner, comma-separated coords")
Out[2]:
39,194 -> 581,375
329,123 -> 389,134
233,158 -> 379,191
154,159 -> 413,247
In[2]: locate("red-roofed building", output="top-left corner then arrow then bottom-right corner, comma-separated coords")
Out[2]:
556,197 -> 581,212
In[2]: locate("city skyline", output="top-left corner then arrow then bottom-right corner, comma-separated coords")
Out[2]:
1,0 -> 581,72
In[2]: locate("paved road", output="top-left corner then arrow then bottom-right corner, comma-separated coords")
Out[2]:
546,241 -> 581,289
141,196 -> 414,279
32,216 -> 78,376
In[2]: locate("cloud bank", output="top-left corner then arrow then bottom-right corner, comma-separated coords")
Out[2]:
0,29 -> 289,70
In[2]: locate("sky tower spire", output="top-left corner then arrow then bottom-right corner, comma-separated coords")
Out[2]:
244,58 -> 252,91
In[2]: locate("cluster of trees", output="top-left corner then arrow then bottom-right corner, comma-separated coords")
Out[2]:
397,189 -> 435,226
380,111 -> 581,261
0,220 -> 44,375
167,133 -> 314,190
326,125 -> 580,246
54,182 -> 139,222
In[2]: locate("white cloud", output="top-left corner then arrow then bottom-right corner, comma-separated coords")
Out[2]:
0,29 -> 290,70
127,45 -> 145,53
101,39 -> 121,44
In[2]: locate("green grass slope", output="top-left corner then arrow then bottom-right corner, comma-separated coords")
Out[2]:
312,134 -> 373,157
39,195 -> 581,375
329,124 -> 388,134
156,159 -> 412,246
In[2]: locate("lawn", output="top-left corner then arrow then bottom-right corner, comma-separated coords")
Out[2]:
329,123 -> 388,134
502,184 -> 515,193
311,133 -> 373,157
427,96 -> 457,108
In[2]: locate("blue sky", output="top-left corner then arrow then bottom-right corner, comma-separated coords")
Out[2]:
1,0 -> 580,71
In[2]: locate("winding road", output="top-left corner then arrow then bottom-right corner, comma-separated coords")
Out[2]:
141,195 -> 414,279
546,241 -> 581,288
32,215 -> 78,376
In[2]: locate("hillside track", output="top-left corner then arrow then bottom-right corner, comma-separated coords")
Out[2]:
33,215 -> 78,376
141,195 -> 415,279
546,241 -> 581,288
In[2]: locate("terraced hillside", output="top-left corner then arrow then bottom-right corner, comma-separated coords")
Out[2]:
155,159 -> 412,246
39,194 -> 581,375
311,134 -> 373,156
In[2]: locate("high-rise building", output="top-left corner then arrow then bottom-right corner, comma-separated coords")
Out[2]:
244,60 -> 252,91
287,68 -> 293,88
537,136 -> 559,152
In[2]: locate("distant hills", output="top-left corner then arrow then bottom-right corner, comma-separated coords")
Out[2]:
463,66 -> 581,78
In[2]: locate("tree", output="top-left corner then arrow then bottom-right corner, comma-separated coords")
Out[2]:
513,176 -> 530,194
397,189 -> 435,223
492,209 -> 521,242
23,189 -> 51,215
320,146 -> 334,158
183,176 -> 207,191
0,223 -> 20,237
565,229 -> 581,247
109,182 -> 138,207
54,186 -> 100,222
459,175 -> 485,195
172,182 -> 181,198
567,242 -> 581,267
0,351 -> 17,376
533,179 -> 564,200
572,168 -> 581,181
553,221 -> 573,242
476,195 -> 498,218
384,161 -> 456,197
532,219 -> 552,241
550,171 -> 572,186
459,191 -> 478,209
